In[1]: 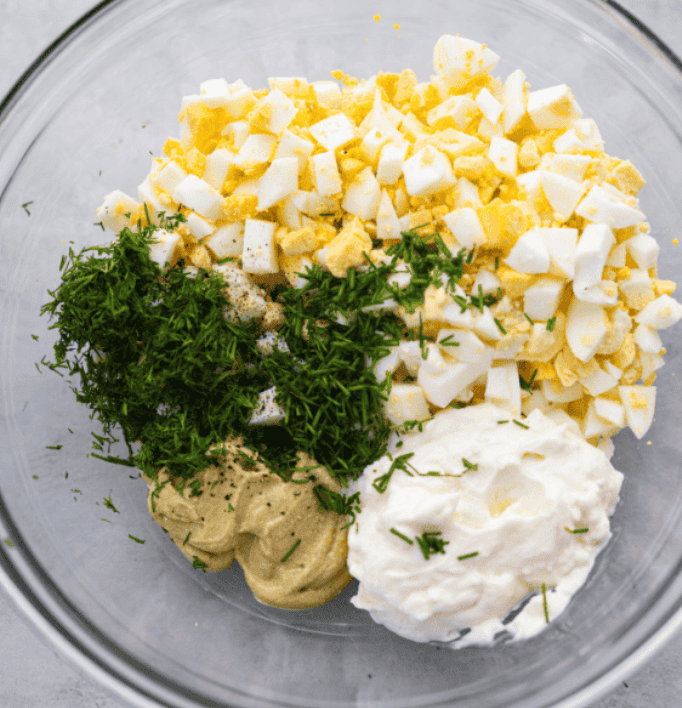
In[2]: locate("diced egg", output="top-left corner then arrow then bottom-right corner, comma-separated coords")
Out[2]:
402,146 -> 457,197
454,177 -> 483,209
274,129 -> 315,174
342,167 -> 381,220
173,175 -> 223,221
310,152 -> 342,197
203,222 -> 245,259
376,189 -> 402,240
148,229 -> 181,267
502,69 -> 526,135
579,366 -> 619,396
241,218 -> 278,274
202,149 -> 235,191
96,190 -> 140,232
436,328 -> 488,362
417,350 -> 493,408
488,136 -> 518,177
523,276 -> 564,321
573,223 -> 615,296
384,383 -> 431,426
582,401 -> 619,440
443,207 -> 486,250
309,113 -> 357,151
249,387 -> 286,425
471,306 -> 503,342
539,170 -> 585,218
633,323 -> 663,353
540,226 -> 578,279
485,361 -> 521,415
233,134 -> 277,173
198,78 -> 231,109
151,161 -> 189,195
634,294 -> 682,329
594,397 -> 626,428
625,232 -> 660,271
432,35 -> 500,89
221,120 -> 250,149
377,140 -> 410,185
565,298 -> 608,362
475,88 -> 503,124
575,184 -> 645,228
471,269 -> 502,296
505,227 -> 551,274
313,81 -> 342,109
527,84 -> 582,129
618,385 -> 656,439
541,379 -> 583,403
257,157 -> 299,211
253,88 -> 298,135
186,212 -> 214,240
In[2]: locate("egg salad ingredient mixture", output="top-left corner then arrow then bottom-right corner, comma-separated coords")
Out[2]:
42,33 -> 682,643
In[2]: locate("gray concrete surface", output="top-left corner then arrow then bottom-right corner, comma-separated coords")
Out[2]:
1,1 -> 682,706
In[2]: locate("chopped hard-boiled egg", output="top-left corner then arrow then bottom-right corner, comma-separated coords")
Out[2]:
97,32 -> 681,457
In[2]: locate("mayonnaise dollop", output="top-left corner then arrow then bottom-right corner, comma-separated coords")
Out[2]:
347,403 -> 623,646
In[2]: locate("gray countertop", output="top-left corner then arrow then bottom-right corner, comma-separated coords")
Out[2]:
2,1 -> 682,706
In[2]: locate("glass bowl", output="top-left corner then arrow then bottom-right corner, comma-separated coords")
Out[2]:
2,1 -> 682,706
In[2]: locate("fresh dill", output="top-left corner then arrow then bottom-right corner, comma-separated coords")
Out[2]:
415,531 -> 449,560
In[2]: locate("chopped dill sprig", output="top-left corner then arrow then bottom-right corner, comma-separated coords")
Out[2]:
313,485 -> 362,529
280,538 -> 301,562
416,531 -> 449,560
372,452 -> 416,493
390,527 -> 413,545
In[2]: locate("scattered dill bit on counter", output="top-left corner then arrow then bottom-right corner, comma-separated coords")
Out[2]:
31,334 -> 39,341
129,535 -> 145,544
542,583 -> 549,623
22,200 -> 33,215
103,495 -> 119,513
281,538 -> 301,562
46,444 -> 62,450
192,556 -> 208,570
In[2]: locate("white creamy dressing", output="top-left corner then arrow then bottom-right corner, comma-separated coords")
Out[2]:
347,403 -> 623,646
